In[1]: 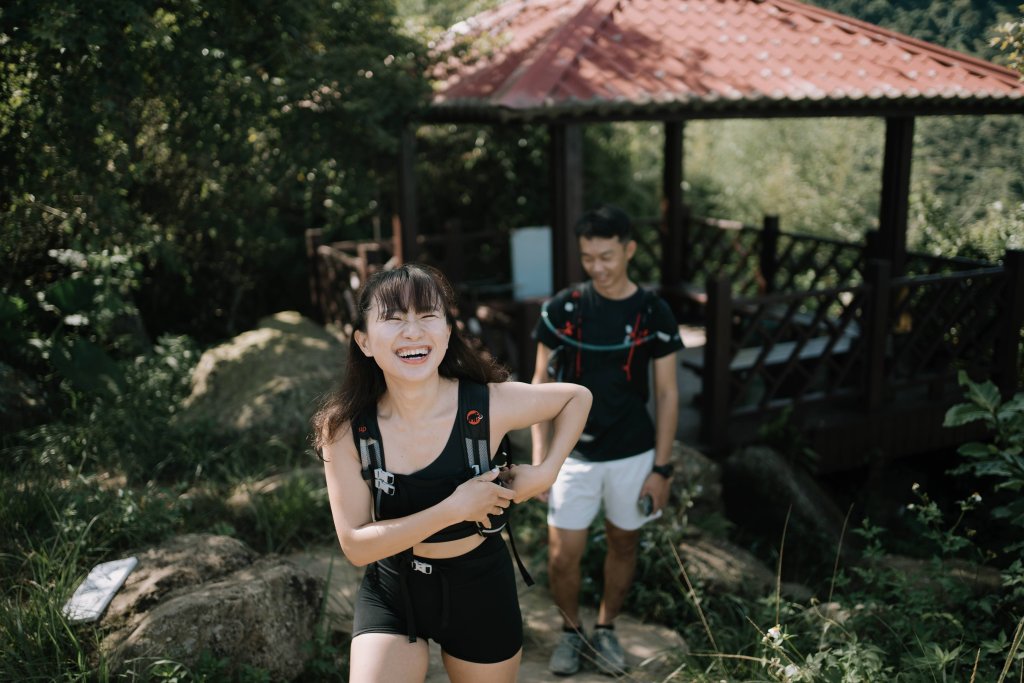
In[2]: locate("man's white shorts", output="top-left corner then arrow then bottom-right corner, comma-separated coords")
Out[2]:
547,449 -> 659,531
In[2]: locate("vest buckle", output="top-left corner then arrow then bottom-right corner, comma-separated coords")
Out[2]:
373,468 -> 395,494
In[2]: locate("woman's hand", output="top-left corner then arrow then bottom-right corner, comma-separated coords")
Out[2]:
450,468 -> 516,529
500,464 -> 556,504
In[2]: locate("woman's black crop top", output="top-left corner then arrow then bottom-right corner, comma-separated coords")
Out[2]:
377,427 -> 478,542
362,382 -> 492,543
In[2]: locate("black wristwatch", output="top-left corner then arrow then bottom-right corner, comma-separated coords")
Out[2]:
651,463 -> 674,479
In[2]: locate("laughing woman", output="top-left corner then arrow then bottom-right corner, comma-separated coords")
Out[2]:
313,264 -> 591,683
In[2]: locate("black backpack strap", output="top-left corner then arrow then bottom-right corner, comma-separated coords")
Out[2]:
458,380 -> 493,475
459,381 -> 507,537
351,410 -> 394,522
456,381 -> 534,585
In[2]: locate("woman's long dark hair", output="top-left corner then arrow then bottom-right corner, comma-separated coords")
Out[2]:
312,263 -> 508,450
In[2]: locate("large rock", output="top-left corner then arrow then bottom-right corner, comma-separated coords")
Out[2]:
178,311 -> 346,439
103,534 -> 323,681
104,534 -> 257,631
673,441 -> 723,518
723,446 -> 854,570
676,535 -> 812,602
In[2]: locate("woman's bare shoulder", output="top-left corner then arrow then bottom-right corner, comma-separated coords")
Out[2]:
320,422 -> 358,464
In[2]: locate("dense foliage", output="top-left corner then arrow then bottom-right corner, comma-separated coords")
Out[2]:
1,0 -> 427,349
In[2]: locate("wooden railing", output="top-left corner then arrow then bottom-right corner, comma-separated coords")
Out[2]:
689,253 -> 1024,450
886,267 -> 1010,393
414,222 -> 512,294
687,276 -> 868,444
305,230 -> 395,332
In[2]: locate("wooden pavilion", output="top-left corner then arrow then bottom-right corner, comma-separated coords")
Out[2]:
312,0 -> 1024,469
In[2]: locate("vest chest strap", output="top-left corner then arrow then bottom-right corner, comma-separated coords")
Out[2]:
374,468 -> 395,494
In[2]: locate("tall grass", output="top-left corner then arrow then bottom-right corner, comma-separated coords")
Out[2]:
0,337 -> 336,681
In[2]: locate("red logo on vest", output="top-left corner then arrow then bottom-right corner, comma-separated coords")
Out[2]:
466,410 -> 483,425
358,425 -> 367,433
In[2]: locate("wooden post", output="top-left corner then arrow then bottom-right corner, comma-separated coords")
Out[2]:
397,125 -> 419,264
864,229 -> 882,263
661,121 -> 684,291
551,123 -> 584,291
864,259 -> 891,411
878,117 -> 914,277
680,204 -> 693,282
760,215 -> 780,294
305,228 -> 325,323
994,249 -> 1024,398
702,275 -> 733,450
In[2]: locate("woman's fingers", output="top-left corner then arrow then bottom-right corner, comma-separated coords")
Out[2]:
476,467 -> 500,482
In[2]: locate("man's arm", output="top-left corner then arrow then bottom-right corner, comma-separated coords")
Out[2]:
640,351 -> 679,512
652,352 -> 679,468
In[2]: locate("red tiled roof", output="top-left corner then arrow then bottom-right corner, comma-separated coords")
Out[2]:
429,0 -> 1024,121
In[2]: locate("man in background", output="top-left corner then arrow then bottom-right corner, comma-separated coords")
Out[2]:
531,204 -> 683,676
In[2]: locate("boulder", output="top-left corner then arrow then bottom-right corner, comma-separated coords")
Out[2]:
103,534 -> 257,632
723,446 -> 854,569
103,534 -> 323,681
871,554 -> 1004,601
673,441 -> 723,517
177,311 -> 346,440
676,535 -> 812,602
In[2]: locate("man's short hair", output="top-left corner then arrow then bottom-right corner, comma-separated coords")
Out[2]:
574,205 -> 632,242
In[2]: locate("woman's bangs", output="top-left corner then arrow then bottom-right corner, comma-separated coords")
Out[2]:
372,268 -> 445,319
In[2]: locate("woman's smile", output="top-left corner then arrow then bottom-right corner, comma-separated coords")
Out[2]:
396,345 -> 432,363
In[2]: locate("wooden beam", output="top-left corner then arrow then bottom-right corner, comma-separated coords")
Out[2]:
878,117 -> 914,276
550,123 -> 584,290
702,274 -> 733,450
661,121 -> 684,290
864,259 -> 892,411
304,228 -> 325,322
397,125 -> 419,264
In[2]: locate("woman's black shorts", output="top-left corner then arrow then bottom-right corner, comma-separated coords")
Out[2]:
352,534 -> 523,663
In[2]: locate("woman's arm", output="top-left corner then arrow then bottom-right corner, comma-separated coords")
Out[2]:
529,343 -> 554,468
322,427 -> 514,566
489,380 -> 592,503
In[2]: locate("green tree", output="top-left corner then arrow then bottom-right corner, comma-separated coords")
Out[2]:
1,0 -> 428,357
992,4 -> 1024,74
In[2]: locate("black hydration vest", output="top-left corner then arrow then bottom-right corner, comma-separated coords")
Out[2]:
543,282 -> 659,383
352,381 -> 532,578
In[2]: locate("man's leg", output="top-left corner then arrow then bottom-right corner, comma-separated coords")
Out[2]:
596,449 -> 654,625
596,520 -> 640,625
548,525 -> 589,628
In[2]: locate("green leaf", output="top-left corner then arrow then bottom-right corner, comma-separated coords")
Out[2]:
997,395 -> 1024,422
50,337 -> 124,398
944,403 -> 992,428
957,442 -> 992,458
44,278 -> 98,315
965,376 -> 1002,413
0,293 -> 27,323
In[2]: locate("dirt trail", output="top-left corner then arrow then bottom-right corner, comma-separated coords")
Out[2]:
289,546 -> 687,682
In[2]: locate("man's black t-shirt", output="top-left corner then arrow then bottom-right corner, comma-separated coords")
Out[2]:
533,282 -> 683,462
